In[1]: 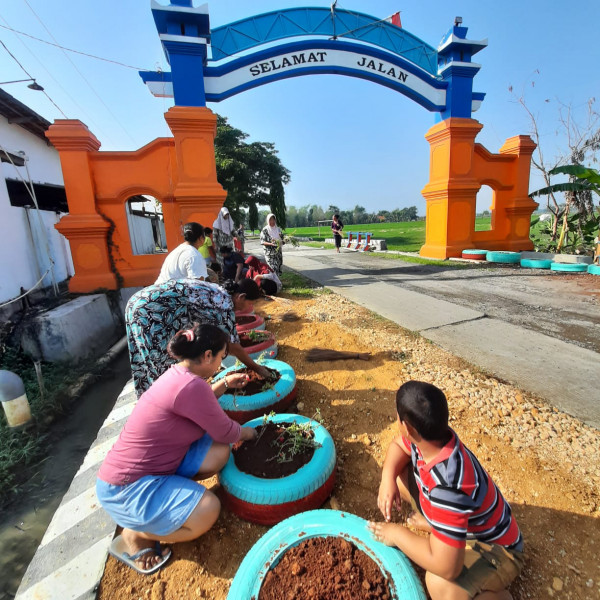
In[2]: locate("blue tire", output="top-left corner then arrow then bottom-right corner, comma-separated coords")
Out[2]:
227,510 -> 426,600
462,249 -> 488,255
550,262 -> 588,272
588,264 -> 600,275
212,359 -> 297,423
520,258 -> 552,269
486,251 -> 521,264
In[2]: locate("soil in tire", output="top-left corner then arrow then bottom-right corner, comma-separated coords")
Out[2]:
259,536 -> 393,599
227,367 -> 280,396
233,422 -> 315,478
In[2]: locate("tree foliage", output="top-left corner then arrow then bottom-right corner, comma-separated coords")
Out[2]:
214,115 -> 291,228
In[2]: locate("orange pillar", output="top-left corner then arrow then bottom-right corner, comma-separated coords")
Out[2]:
163,106 -> 227,245
46,120 -> 117,292
420,118 -> 482,259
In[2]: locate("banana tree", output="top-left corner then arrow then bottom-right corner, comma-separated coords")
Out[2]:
530,165 -> 600,253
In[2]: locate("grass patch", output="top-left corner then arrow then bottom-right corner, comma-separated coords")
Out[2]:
280,271 -> 329,297
0,345 -> 99,508
370,253 -> 470,267
299,241 -> 336,250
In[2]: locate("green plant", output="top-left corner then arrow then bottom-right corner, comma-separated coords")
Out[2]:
247,329 -> 270,342
264,410 -> 324,464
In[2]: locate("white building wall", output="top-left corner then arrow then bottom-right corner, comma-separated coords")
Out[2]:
0,116 -> 74,304
126,211 -> 157,255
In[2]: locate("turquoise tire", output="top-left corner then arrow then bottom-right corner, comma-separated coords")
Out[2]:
588,264 -> 600,275
212,359 -> 296,413
550,262 -> 588,272
227,510 -> 426,600
221,341 -> 278,369
520,259 -> 552,269
462,249 -> 489,255
486,251 -> 521,264
220,414 -> 335,506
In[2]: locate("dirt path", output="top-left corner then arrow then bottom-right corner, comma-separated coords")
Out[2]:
98,291 -> 600,600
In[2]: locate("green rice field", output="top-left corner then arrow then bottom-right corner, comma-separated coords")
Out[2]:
286,218 -> 493,252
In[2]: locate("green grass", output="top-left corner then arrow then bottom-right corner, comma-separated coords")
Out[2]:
280,271 -> 330,297
0,346 -> 98,507
287,218 -> 492,252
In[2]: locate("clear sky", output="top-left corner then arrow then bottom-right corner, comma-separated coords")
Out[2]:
1,0 -> 598,214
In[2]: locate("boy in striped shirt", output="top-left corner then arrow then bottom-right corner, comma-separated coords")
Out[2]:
369,381 -> 524,600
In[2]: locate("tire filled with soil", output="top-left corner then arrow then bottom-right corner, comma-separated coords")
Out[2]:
234,421 -> 316,478
259,536 -> 393,600
236,314 -> 265,333
214,360 -> 297,423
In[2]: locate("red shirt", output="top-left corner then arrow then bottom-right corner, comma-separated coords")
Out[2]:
402,432 -> 523,550
98,365 -> 241,485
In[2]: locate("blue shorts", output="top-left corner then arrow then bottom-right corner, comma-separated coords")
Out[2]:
96,435 -> 213,536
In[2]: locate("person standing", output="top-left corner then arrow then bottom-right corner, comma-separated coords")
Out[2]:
331,214 -> 344,253
155,222 -> 206,284
212,207 -> 236,268
260,213 -> 284,274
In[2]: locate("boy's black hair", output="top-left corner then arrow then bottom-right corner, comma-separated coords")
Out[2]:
260,278 -> 277,296
395,381 -> 450,442
220,245 -> 233,255
204,227 -> 213,235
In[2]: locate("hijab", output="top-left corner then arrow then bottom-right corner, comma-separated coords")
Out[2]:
213,207 -> 234,236
265,213 -> 281,240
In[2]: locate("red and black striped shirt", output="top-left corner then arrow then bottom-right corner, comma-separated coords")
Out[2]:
402,431 -> 523,550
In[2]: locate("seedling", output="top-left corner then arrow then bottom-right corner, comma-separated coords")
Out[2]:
247,330 -> 270,343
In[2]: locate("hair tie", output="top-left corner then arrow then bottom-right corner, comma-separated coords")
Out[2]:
183,329 -> 195,342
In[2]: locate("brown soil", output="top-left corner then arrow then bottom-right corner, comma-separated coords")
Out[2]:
223,367 -> 280,396
239,331 -> 272,348
236,315 -> 257,326
259,536 -> 392,600
98,291 -> 600,600
233,422 -> 316,478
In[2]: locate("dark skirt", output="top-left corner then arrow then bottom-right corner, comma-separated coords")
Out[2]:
334,233 -> 342,248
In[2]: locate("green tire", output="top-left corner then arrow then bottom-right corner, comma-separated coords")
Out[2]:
520,259 -> 552,269
587,264 -> 600,275
486,251 -> 521,264
550,262 -> 588,273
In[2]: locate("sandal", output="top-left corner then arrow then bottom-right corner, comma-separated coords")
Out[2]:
109,535 -> 172,575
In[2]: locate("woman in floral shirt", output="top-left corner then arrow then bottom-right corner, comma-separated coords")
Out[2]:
125,279 -> 270,396
260,213 -> 284,274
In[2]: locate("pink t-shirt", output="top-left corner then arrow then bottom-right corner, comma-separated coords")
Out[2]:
98,365 -> 241,485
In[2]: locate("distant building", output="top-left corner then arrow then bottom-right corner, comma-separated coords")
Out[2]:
0,89 -> 73,310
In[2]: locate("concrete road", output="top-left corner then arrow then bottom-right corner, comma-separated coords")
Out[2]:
248,241 -> 600,428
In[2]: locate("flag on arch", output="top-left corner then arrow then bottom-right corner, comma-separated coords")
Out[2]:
385,12 -> 402,28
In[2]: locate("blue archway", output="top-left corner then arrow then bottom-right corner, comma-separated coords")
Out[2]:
140,2 -> 487,120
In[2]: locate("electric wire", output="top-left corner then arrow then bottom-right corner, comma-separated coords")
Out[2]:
0,23 -> 150,71
0,266 -> 53,309
0,39 -> 67,117
22,0 -> 139,147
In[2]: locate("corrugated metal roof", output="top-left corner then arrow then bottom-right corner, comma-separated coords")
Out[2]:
0,88 -> 51,143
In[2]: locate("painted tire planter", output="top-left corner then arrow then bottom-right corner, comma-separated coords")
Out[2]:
550,262 -> 588,273
461,249 -> 488,260
486,251 -> 521,264
235,303 -> 254,317
235,313 -> 265,333
520,258 -> 552,269
213,359 -> 296,423
588,264 -> 600,275
220,414 -> 336,525
222,331 -> 278,369
227,509 -> 426,600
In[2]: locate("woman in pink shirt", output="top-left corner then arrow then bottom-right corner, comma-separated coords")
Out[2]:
97,323 -> 256,574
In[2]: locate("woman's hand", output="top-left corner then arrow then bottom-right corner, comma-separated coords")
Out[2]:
240,427 -> 257,442
253,365 -> 272,379
226,373 -> 249,389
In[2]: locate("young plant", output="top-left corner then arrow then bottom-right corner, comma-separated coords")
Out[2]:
247,329 -> 270,343
265,410 -> 323,464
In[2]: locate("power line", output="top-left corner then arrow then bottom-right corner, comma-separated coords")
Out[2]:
22,0 -> 138,147
0,39 -> 67,117
0,22 -> 151,71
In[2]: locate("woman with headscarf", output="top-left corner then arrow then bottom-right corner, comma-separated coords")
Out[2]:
125,278 -> 271,397
260,213 -> 284,274
212,207 -> 236,267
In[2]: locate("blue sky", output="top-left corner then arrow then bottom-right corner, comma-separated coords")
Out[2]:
1,0 -> 598,214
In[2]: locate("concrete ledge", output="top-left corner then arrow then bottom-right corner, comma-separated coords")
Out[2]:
22,295 -> 121,363
520,251 -> 593,264
324,238 -> 388,250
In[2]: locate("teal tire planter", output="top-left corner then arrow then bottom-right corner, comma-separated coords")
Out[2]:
520,258 -> 552,269
588,264 -> 600,275
486,251 -> 521,264
227,509 -> 426,600
220,414 -> 336,525
550,262 -> 588,273
461,249 -> 488,260
213,359 -> 296,423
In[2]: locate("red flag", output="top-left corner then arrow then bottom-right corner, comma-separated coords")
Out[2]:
385,12 -> 402,28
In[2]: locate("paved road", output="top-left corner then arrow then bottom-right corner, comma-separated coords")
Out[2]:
249,241 -> 600,428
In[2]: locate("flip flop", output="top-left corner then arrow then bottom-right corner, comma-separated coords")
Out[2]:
109,535 -> 172,575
